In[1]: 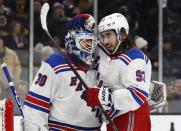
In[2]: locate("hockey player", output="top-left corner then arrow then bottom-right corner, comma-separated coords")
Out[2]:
67,13 -> 153,131
86,13 -> 152,131
22,14 -> 103,130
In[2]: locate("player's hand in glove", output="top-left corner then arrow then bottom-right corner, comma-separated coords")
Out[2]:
81,86 -> 113,111
67,14 -> 95,30
81,87 -> 100,107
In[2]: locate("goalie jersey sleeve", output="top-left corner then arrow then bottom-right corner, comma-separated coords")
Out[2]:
23,58 -> 56,129
96,44 -> 152,116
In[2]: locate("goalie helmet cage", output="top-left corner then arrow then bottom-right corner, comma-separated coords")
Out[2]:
0,99 -> 14,131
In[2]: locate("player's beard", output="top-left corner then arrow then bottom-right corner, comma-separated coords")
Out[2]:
106,42 -> 118,54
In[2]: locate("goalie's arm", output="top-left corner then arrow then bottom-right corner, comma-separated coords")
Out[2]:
23,61 -> 56,130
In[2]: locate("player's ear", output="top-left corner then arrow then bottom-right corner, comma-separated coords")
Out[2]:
119,28 -> 127,41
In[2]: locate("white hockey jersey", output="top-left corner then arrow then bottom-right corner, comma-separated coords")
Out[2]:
95,43 -> 152,119
23,53 -> 102,131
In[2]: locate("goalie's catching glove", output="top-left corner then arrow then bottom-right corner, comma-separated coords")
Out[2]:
148,81 -> 167,111
67,14 -> 95,30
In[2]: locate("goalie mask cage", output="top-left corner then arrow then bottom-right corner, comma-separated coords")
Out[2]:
0,99 -> 13,131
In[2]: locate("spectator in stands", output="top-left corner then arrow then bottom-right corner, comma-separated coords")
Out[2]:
135,35 -> 148,55
0,79 -> 2,95
16,80 -> 29,100
150,37 -> 179,78
0,37 -> 21,92
33,0 -> 45,44
40,46 -> 54,61
5,20 -> 28,50
48,2 -> 68,47
165,11 -> 181,53
0,80 -> 29,115
33,44 -> 55,73
63,0 -> 79,17
34,42 -> 44,54
33,43 -> 44,75
0,0 -> 15,37
78,0 -> 93,14
52,36 -> 66,49
167,79 -> 181,112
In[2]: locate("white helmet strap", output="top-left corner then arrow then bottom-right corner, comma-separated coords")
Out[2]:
110,29 -> 124,54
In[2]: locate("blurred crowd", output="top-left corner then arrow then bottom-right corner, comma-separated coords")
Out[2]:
0,0 -> 181,114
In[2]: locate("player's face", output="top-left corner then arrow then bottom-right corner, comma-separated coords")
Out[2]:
100,30 -> 118,53
79,39 -> 93,52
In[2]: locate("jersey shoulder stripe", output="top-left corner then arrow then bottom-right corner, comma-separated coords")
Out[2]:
53,64 -> 77,74
124,48 -> 144,60
24,91 -> 50,113
118,48 -> 148,65
118,54 -> 132,65
45,53 -> 78,74
45,53 -> 66,68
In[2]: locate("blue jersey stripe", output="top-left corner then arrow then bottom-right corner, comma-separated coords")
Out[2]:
111,110 -> 120,119
55,68 -> 73,74
118,57 -> 129,65
118,48 -> 150,65
49,128 -> 59,131
28,91 -> 50,102
124,48 -> 145,61
49,127 -> 60,131
45,53 -> 67,68
48,120 -> 101,130
127,88 -> 144,105
24,101 -> 50,113
133,86 -> 148,97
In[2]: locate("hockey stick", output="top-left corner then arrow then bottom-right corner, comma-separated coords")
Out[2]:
1,63 -> 24,118
40,3 -> 118,131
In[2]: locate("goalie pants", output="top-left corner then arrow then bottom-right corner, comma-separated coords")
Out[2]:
107,102 -> 151,131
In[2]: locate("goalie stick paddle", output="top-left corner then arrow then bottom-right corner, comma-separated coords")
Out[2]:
1,63 -> 24,118
40,3 -> 118,131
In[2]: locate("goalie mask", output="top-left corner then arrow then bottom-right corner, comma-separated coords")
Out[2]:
65,29 -> 96,65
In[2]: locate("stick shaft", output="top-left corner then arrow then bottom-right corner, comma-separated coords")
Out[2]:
1,63 -> 24,117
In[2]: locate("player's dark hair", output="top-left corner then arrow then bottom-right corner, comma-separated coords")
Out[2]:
117,28 -> 135,53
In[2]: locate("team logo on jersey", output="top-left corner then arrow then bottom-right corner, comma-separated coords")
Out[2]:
70,76 -> 83,91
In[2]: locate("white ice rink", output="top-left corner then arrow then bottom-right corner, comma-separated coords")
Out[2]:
15,115 -> 181,131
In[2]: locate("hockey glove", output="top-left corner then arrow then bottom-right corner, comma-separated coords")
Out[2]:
148,81 -> 167,111
81,87 -> 100,107
81,86 -> 113,110
67,14 -> 95,30
98,86 -> 113,111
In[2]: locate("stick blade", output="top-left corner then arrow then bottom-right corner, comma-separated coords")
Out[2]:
40,3 -> 49,31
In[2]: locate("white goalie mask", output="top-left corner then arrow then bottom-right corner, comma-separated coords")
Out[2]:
98,13 -> 129,54
65,29 -> 96,65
